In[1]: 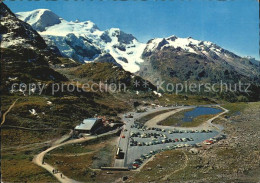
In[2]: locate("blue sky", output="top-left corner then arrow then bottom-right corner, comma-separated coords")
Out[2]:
5,0 -> 259,59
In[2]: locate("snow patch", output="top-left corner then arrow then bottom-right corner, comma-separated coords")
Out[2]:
16,9 -> 146,73
153,91 -> 162,97
29,109 -> 37,115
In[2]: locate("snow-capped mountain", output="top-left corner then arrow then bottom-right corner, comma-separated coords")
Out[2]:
15,8 -> 259,81
138,36 -> 260,85
144,35 -> 241,62
142,36 -> 260,78
16,9 -> 146,72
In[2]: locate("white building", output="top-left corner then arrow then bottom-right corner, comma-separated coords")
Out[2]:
75,118 -> 102,134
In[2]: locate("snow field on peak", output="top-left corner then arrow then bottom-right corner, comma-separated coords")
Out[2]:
17,9 -> 147,72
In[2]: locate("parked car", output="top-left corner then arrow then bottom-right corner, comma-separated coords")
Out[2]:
196,143 -> 202,147
150,150 -> 155,154
135,159 -> 143,163
133,161 -> 141,165
189,138 -> 194,141
132,164 -> 139,169
140,154 -> 146,159
145,154 -> 152,158
203,140 -> 213,145
162,140 -> 166,143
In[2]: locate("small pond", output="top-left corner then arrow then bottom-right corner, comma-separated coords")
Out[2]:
182,107 -> 223,122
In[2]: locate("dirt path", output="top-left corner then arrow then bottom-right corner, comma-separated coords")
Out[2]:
33,128 -> 121,183
1,98 -> 19,127
33,137 -> 95,183
2,125 -> 64,131
203,106 -> 228,131
52,130 -> 73,146
2,140 -> 52,151
50,151 -> 94,157
162,150 -> 189,181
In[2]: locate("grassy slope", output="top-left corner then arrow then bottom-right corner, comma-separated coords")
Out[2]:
1,144 -> 58,182
55,62 -> 156,91
221,102 -> 248,116
44,136 -> 118,182
131,150 -> 185,182
158,93 -> 218,106
1,93 -> 129,182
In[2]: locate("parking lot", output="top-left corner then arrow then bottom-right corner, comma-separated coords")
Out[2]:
115,105 -> 223,169
126,123 -> 218,168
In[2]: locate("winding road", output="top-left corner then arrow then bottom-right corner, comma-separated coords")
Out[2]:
33,128 -> 121,183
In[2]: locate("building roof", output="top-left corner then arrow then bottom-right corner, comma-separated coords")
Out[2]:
75,118 -> 101,131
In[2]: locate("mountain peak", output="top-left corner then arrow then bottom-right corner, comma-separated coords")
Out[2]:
16,9 -> 61,32
106,28 -> 137,44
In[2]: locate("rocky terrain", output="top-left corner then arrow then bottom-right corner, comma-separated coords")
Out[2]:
0,3 -> 68,95
139,36 -> 259,85
16,8 -> 259,85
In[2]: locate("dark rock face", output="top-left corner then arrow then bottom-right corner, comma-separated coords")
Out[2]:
1,3 -> 47,50
1,2 -> 67,94
100,32 -> 112,43
64,33 -> 101,61
166,35 -> 177,42
118,57 -> 128,63
0,3 -> 62,63
157,39 -> 169,50
139,34 -> 260,89
113,44 -> 126,52
94,53 -> 122,68
117,31 -> 136,44
139,46 -> 260,86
